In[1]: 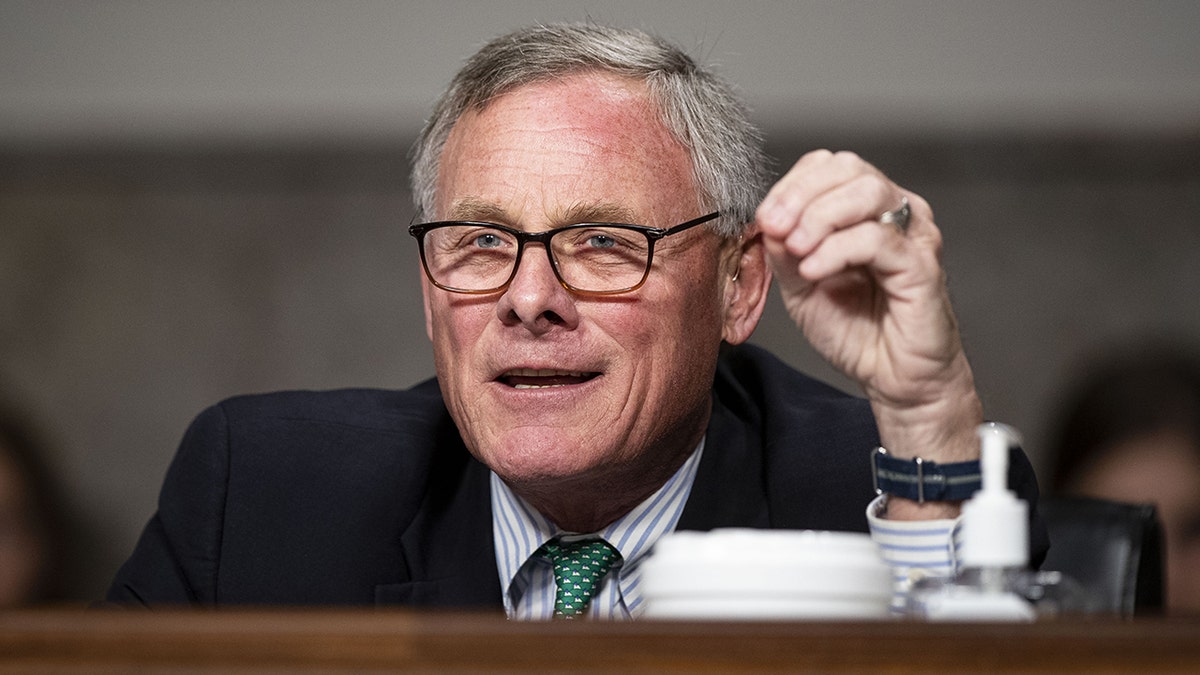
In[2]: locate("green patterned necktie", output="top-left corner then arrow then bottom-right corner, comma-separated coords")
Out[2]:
538,538 -> 622,619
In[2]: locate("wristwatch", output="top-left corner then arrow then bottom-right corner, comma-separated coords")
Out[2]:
871,446 -> 982,503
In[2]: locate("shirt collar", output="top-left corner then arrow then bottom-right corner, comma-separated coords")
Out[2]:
491,437 -> 705,613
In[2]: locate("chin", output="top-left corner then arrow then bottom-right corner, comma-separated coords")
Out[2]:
482,431 -> 612,485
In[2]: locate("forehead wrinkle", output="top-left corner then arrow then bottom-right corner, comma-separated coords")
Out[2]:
445,195 -> 645,231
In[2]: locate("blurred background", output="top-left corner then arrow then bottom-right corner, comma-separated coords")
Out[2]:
2,0 -> 1198,602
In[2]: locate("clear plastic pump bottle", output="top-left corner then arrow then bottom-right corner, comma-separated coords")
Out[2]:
907,423 -> 1096,621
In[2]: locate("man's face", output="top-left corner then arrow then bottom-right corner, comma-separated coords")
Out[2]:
423,72 -> 743,496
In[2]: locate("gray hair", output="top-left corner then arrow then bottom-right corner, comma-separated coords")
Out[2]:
409,23 -> 770,237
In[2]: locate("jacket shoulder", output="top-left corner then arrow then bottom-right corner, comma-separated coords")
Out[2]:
715,343 -> 878,443
109,378 -> 468,606
213,378 -> 447,434
713,344 -> 880,531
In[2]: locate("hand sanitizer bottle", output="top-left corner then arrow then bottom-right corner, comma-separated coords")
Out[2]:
908,423 -> 1092,621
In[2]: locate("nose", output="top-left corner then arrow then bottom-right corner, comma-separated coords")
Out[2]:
495,243 -> 580,334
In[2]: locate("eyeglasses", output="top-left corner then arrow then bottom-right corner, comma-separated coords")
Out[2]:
408,211 -> 721,295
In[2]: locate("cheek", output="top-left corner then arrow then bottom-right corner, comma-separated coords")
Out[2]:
677,270 -> 729,339
633,276 -> 726,380
428,300 -> 490,376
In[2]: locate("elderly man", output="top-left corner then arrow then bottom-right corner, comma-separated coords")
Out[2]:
108,24 -> 1046,617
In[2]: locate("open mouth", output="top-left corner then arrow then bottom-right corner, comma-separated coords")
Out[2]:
500,368 -> 599,389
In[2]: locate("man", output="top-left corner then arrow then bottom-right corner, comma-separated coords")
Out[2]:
107,24 -> 1046,617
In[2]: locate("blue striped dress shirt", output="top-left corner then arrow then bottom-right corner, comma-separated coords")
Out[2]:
491,439 -> 706,620
492,437 -> 960,619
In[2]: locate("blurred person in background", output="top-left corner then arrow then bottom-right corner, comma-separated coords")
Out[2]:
0,399 -> 78,607
1047,342 -> 1200,614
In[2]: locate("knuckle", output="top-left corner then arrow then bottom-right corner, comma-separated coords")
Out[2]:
855,174 -> 893,203
928,228 -> 945,257
832,150 -> 863,168
803,148 -> 835,163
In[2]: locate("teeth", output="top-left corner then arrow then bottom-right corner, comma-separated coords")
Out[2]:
506,368 -> 588,378
504,367 -> 592,389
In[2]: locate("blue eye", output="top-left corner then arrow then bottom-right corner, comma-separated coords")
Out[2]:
587,233 -> 617,248
473,232 -> 503,248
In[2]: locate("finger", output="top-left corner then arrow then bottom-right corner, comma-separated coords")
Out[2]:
762,227 -> 808,289
756,150 -> 879,238
782,173 -> 898,257
796,220 -> 922,283
894,191 -> 936,240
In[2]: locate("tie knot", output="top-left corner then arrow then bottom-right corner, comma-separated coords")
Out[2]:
538,538 -> 621,618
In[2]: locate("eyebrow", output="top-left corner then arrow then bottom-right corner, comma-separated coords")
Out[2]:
444,198 -> 641,228
445,198 -> 508,223
556,202 -> 640,226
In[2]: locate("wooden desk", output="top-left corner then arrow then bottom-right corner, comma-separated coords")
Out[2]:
2,609 -> 1198,672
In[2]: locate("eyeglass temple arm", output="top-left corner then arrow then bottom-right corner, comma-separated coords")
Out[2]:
655,211 -> 722,237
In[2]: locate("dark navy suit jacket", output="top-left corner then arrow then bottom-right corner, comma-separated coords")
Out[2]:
106,344 -> 1048,608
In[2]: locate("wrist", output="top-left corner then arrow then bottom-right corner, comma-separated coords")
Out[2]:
870,374 -> 983,463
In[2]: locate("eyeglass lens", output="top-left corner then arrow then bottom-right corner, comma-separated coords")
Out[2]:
421,224 -> 651,293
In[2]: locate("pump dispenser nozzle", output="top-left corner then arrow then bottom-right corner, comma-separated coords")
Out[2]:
961,423 -> 1029,572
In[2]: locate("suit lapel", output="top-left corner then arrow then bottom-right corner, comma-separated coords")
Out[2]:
376,424 -> 503,611
676,395 -> 771,531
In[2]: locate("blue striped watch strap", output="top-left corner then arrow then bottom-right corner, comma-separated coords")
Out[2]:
871,447 -> 982,503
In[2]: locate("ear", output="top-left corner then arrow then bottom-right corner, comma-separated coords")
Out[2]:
720,228 -> 771,345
